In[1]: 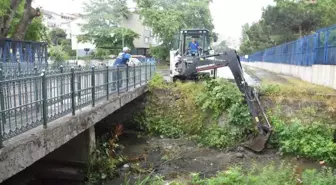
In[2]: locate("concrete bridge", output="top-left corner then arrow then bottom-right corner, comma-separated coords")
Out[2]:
0,64 -> 155,183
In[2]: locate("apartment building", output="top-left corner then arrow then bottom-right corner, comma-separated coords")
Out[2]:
41,9 -> 160,57
121,13 -> 161,56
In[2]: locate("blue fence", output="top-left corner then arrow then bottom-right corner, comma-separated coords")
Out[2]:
241,24 -> 336,66
0,38 -> 48,64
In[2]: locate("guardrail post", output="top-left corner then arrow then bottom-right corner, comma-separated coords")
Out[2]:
60,65 -> 64,108
106,65 -> 109,100
140,64 -> 142,86
133,66 -> 136,89
145,63 -> 147,82
126,65 -> 129,92
0,69 -> 4,148
34,67 -> 39,116
117,66 -> 120,96
41,70 -> 48,129
71,67 -> 75,115
78,65 -> 81,102
91,66 -> 95,107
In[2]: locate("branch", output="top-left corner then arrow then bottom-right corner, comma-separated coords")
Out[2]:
0,0 -> 22,37
12,0 -> 39,40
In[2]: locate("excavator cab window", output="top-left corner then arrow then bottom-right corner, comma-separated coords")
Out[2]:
179,29 -> 210,57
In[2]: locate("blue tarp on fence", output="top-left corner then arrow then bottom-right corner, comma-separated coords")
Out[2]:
241,24 -> 336,66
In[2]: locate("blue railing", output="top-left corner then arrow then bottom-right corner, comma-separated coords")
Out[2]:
242,24 -> 336,66
0,38 -> 48,64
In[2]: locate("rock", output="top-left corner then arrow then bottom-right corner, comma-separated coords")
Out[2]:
235,153 -> 244,158
276,151 -> 283,156
123,164 -> 130,168
237,147 -> 245,152
166,145 -> 173,150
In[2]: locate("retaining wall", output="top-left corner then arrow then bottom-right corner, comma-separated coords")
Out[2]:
242,62 -> 336,89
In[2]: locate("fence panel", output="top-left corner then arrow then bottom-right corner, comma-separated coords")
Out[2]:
242,24 -> 336,66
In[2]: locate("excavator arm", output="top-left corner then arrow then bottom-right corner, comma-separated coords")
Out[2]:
175,49 -> 272,152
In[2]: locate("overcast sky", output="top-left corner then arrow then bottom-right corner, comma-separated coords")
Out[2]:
33,0 -> 274,48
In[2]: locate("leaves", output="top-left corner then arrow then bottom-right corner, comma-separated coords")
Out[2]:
239,0 -> 336,55
79,0 -> 139,52
271,116 -> 336,163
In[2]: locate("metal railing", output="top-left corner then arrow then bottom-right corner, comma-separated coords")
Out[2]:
241,24 -> 336,66
0,63 -> 155,147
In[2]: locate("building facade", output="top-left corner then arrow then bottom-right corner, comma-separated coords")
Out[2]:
41,9 -> 160,57
121,13 -> 161,56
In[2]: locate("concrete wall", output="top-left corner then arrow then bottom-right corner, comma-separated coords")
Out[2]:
243,62 -> 336,89
45,126 -> 96,163
0,85 -> 148,183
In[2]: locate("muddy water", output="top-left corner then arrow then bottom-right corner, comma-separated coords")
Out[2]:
106,130 -> 323,184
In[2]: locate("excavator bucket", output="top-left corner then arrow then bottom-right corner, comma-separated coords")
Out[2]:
244,130 -> 272,152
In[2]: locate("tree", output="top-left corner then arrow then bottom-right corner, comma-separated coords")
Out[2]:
78,0 -> 139,53
238,0 -> 328,55
262,1 -> 320,39
135,0 -> 214,60
49,45 -> 70,66
315,0 -> 336,27
48,28 -> 75,57
49,28 -> 67,45
0,0 -> 42,40
213,40 -> 228,53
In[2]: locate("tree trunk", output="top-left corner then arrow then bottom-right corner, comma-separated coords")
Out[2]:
0,0 -> 22,37
12,0 -> 37,40
299,25 -> 302,38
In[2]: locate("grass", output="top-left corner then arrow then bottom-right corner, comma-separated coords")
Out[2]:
125,163 -> 336,185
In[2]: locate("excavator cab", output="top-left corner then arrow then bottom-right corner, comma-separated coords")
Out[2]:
170,29 -> 217,79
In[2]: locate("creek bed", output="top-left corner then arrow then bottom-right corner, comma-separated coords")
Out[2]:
106,130 -> 323,184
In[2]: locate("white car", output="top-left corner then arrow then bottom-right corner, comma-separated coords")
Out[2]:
127,58 -> 142,66
108,57 -> 142,67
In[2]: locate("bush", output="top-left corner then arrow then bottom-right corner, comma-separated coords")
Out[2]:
137,78 -> 205,138
138,76 -> 253,149
271,116 -> 336,163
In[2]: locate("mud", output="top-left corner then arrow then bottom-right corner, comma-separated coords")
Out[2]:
106,131 -> 322,184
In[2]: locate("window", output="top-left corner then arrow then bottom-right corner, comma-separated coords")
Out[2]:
145,37 -> 149,44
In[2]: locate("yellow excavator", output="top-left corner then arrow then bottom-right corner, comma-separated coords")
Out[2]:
169,29 -> 272,152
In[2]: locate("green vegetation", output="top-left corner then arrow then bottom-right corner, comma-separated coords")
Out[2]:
85,125 -> 125,185
239,0 -> 336,55
248,68 -> 336,163
127,163 -> 336,185
0,0 -> 46,41
79,0 -> 139,56
138,74 -> 253,149
142,72 -> 336,164
271,115 -> 336,163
